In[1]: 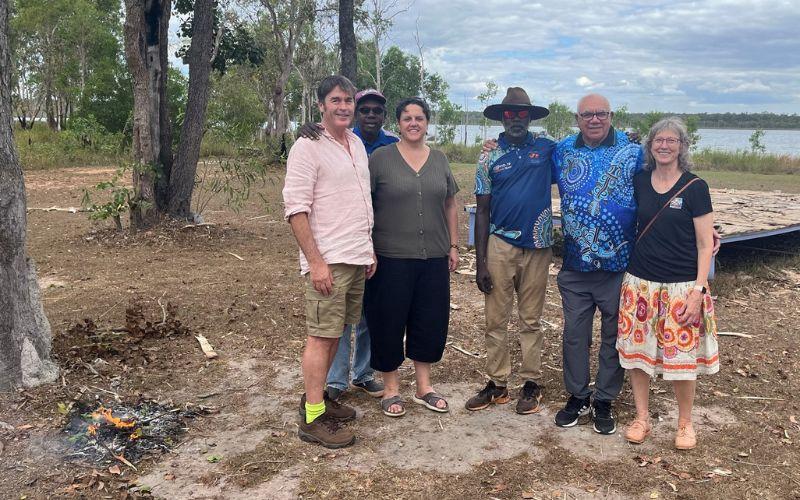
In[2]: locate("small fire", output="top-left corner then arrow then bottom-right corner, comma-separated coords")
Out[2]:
87,424 -> 98,436
91,406 -> 136,429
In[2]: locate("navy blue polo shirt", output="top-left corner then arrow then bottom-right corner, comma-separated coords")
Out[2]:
353,126 -> 399,156
475,132 -> 556,249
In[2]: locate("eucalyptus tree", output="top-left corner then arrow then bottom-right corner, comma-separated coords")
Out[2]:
0,0 -> 59,390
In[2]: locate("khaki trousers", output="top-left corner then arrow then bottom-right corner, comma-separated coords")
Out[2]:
484,235 -> 552,385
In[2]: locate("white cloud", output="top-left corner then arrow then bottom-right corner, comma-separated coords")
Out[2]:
385,0 -> 800,113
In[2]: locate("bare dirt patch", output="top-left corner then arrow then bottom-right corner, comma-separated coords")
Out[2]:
1,165 -> 799,499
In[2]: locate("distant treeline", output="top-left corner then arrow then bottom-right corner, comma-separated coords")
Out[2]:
460,111 -> 800,130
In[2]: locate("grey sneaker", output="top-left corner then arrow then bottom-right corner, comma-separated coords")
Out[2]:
351,379 -> 384,397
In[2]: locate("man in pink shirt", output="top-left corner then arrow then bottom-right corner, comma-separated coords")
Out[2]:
283,75 -> 376,448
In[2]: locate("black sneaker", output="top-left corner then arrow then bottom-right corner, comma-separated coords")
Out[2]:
554,395 -> 591,427
592,400 -> 616,435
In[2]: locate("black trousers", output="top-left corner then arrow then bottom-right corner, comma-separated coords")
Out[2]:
365,255 -> 450,372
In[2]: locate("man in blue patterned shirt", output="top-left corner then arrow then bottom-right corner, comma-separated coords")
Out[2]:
552,94 -> 643,435
466,87 -> 556,415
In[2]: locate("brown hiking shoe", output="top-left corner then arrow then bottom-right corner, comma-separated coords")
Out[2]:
298,414 -> 355,449
299,392 -> 357,422
465,381 -> 510,411
516,380 -> 543,414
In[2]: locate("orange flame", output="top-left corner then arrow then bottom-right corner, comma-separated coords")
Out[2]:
91,406 -> 136,429
87,424 -> 98,436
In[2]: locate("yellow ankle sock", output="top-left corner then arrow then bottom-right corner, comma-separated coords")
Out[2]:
305,400 -> 326,424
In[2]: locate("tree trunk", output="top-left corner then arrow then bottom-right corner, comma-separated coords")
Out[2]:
123,0 -> 172,229
155,0 -> 173,210
374,36 -> 381,91
168,0 -> 215,219
0,2 -> 59,391
338,0 -> 357,82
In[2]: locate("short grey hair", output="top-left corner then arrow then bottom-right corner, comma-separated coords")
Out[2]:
643,117 -> 693,172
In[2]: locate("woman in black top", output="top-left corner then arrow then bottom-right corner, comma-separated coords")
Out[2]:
616,117 -> 718,450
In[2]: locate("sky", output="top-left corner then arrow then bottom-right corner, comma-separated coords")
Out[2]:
381,0 -> 800,114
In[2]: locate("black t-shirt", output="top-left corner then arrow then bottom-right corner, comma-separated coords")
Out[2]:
627,170 -> 713,283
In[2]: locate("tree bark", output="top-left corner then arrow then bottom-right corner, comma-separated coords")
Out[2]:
338,0 -> 357,82
168,0 -> 215,219
123,0 -> 172,229
0,1 -> 59,391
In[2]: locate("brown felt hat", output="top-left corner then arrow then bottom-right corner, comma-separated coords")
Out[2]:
483,87 -> 550,121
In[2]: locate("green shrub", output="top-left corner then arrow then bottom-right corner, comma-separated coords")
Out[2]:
693,149 -> 800,175
437,143 -> 482,164
15,121 -> 123,170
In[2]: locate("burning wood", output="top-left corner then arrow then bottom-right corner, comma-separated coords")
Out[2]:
63,400 -> 212,468
91,406 -> 136,430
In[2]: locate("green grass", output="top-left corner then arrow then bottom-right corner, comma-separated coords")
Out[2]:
693,148 -> 800,175
450,163 -> 800,193
15,124 -> 123,170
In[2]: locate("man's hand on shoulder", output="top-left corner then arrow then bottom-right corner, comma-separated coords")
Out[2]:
299,122 -> 324,140
481,139 -> 498,154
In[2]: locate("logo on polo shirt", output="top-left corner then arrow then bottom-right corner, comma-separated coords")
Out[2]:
492,162 -> 513,174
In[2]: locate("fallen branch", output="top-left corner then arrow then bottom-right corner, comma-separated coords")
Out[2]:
717,331 -> 753,339
226,252 -> 245,261
180,222 -> 216,230
731,458 -> 791,468
735,396 -> 786,401
89,385 -> 121,403
541,319 -> 558,329
157,292 -> 167,326
446,342 -> 481,358
97,299 -> 125,321
27,206 -> 86,213
196,335 -> 219,359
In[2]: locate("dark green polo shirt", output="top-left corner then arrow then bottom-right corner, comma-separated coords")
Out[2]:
369,144 -> 459,259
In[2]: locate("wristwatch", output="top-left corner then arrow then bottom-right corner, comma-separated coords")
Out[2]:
692,284 -> 707,294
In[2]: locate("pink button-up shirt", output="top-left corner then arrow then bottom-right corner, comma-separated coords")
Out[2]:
283,129 -> 374,274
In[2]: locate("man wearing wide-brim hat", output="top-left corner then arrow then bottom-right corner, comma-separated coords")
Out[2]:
466,87 -> 556,416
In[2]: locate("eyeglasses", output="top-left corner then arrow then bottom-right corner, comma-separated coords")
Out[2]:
578,111 -> 611,121
503,109 -> 529,119
653,137 -> 681,146
358,106 -> 385,115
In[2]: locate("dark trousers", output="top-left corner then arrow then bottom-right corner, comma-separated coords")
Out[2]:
365,255 -> 450,372
557,269 -> 625,402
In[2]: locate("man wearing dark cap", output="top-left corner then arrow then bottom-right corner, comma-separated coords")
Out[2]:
298,88 -> 397,402
466,87 -> 555,415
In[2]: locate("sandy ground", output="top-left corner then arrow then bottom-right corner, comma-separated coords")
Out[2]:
0,165 -> 798,499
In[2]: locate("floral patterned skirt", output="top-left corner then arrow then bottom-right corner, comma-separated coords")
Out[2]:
616,273 -> 719,380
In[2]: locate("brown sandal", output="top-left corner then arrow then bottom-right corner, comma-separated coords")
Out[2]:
380,395 -> 406,417
624,419 -> 651,444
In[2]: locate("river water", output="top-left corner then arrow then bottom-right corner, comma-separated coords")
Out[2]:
428,125 -> 800,156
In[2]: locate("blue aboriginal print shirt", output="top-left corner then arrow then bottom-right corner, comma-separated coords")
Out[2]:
475,132 -> 556,249
553,128 -> 644,272
353,126 -> 399,155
